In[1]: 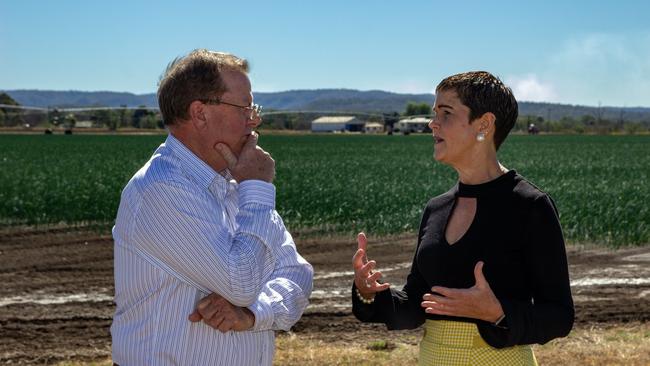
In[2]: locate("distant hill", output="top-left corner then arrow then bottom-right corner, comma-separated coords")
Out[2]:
3,89 -> 650,122
254,89 -> 433,112
3,90 -> 156,109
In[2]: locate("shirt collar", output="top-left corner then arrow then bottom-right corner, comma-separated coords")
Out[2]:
165,134 -> 218,189
210,169 -> 238,201
165,134 -> 238,199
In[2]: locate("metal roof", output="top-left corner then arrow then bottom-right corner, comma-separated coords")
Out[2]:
399,117 -> 430,123
312,116 -> 360,124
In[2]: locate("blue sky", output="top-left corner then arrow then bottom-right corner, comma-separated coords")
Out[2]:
1,0 -> 649,107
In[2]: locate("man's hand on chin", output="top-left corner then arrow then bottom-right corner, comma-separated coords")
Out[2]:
214,132 -> 275,183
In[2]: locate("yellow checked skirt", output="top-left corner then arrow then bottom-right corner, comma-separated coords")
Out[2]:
419,320 -> 538,366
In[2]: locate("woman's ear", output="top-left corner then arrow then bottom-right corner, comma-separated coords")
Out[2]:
479,112 -> 496,134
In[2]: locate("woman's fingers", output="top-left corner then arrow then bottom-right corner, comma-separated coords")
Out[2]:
421,294 -> 456,316
374,282 -> 391,291
352,248 -> 365,269
430,286 -> 458,298
356,232 -> 369,263
359,260 -> 376,276
355,268 -> 386,290
357,232 -> 368,253
358,270 -> 391,291
367,270 -> 383,283
423,304 -> 454,316
353,233 -> 391,293
422,293 -> 451,304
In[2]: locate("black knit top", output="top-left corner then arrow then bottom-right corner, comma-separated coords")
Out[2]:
352,171 -> 574,348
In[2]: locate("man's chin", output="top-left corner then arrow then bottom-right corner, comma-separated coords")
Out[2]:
230,145 -> 244,158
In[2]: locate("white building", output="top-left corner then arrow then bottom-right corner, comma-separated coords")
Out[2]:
364,122 -> 384,134
394,117 -> 431,134
311,116 -> 365,132
75,121 -> 94,128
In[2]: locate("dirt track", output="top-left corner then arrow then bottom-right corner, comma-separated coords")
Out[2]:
1,228 -> 649,364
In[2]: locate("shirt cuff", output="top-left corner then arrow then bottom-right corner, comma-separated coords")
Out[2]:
248,294 -> 275,331
239,180 -> 275,208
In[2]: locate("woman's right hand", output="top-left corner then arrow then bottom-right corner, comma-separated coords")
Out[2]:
352,232 -> 391,300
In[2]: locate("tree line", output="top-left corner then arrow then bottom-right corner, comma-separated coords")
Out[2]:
2,94 -> 648,134
396,102 -> 650,134
1,93 -> 162,130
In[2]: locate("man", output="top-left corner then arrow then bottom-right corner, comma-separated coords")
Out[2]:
111,49 -> 313,365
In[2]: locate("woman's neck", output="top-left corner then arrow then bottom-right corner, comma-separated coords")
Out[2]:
454,156 -> 508,185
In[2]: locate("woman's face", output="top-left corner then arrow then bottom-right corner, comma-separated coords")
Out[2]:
428,89 -> 481,166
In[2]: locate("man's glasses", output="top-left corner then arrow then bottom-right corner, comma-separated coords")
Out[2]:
200,98 -> 262,120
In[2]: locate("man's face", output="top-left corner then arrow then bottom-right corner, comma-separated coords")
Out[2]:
203,70 -> 260,156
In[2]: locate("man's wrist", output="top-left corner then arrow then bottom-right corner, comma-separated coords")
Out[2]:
242,307 -> 255,330
239,180 -> 275,208
247,297 -> 275,331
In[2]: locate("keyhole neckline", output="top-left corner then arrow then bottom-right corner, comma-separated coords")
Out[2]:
456,170 -> 516,198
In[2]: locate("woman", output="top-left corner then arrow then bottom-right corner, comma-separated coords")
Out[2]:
351,71 -> 574,365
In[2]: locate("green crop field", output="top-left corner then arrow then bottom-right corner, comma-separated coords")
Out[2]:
0,134 -> 648,246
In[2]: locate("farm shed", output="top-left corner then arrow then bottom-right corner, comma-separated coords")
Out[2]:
75,121 -> 94,128
311,116 -> 365,132
364,122 -> 384,133
394,117 -> 431,134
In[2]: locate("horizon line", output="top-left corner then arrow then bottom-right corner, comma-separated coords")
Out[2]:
2,88 -> 649,109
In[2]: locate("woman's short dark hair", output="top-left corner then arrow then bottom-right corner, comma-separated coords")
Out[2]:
157,49 -> 249,126
436,71 -> 518,150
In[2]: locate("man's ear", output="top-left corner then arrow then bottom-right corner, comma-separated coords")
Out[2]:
188,100 -> 208,129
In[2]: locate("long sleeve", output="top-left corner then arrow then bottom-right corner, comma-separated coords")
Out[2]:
478,194 -> 574,347
351,208 -> 431,330
112,136 -> 283,366
247,230 -> 314,331
351,260 -> 429,330
125,179 -> 282,307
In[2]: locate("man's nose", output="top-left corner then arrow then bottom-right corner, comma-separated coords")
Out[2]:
249,114 -> 262,128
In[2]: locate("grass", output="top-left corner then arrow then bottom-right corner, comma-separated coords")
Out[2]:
55,322 -> 650,366
273,323 -> 650,365
1,134 -> 649,246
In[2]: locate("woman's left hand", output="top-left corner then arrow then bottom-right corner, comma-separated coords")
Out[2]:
421,261 -> 504,323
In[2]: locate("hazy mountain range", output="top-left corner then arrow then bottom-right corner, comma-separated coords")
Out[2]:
3,89 -> 650,122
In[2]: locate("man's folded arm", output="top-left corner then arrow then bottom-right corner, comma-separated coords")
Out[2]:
247,231 -> 314,331
128,180 -> 284,306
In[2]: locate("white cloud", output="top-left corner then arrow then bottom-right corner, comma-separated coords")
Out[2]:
505,74 -> 557,103
544,32 -> 650,106
390,80 -> 434,95
502,32 -> 650,107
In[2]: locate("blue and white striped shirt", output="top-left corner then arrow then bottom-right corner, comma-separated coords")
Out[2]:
111,134 -> 313,365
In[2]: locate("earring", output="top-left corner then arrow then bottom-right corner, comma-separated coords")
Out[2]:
476,132 -> 486,142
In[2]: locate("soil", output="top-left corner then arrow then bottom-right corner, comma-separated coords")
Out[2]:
1,228 -> 649,364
